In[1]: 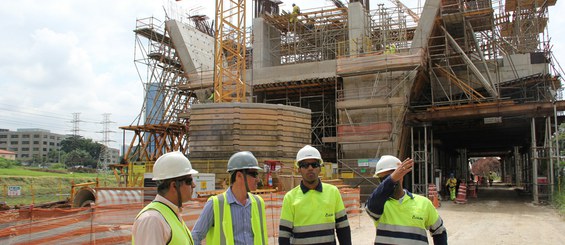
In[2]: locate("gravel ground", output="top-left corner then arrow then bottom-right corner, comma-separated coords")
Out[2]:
349,184 -> 565,244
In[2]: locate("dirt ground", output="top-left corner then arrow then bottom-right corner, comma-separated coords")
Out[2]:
348,184 -> 565,244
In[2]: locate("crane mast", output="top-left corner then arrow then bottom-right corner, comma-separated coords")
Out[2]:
213,0 -> 247,102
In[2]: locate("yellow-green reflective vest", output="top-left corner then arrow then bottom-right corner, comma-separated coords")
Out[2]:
373,194 -> 442,244
133,201 -> 194,245
205,192 -> 268,245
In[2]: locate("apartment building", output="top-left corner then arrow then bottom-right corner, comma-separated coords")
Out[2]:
0,128 -> 68,163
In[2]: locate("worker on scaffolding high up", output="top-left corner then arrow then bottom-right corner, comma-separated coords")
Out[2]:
289,3 -> 300,24
305,15 -> 315,31
384,43 -> 396,54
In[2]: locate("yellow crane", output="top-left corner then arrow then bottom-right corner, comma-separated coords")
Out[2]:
214,0 -> 247,102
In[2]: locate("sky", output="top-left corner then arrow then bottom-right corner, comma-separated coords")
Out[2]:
1,0 -> 565,152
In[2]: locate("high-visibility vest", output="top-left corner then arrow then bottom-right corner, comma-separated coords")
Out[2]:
205,192 -> 268,245
370,193 -> 445,244
279,183 -> 349,244
446,178 -> 457,188
133,201 -> 194,245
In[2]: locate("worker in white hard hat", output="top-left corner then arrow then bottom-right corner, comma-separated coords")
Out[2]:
279,145 -> 351,245
192,151 -> 268,245
366,155 -> 448,244
132,151 -> 198,245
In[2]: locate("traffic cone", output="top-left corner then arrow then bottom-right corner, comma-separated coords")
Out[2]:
428,184 -> 441,208
455,183 -> 467,204
433,194 -> 440,208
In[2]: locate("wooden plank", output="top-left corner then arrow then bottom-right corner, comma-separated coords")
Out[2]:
189,113 -> 311,124
337,50 -> 423,76
189,134 -> 309,142
189,119 -> 311,127
337,134 -> 390,142
336,97 -> 405,109
189,108 -> 310,118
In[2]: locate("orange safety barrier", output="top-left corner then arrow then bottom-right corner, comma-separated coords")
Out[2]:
455,183 -> 467,204
0,188 -> 361,244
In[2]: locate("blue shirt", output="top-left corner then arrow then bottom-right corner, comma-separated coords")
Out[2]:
192,187 -> 254,245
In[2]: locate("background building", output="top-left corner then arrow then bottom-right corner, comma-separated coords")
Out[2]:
0,149 -> 16,160
0,128 -> 68,163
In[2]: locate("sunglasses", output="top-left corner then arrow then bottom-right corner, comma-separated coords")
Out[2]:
180,177 -> 193,185
245,171 -> 259,178
299,162 -> 321,169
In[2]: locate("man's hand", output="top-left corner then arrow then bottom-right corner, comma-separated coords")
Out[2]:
389,158 -> 414,182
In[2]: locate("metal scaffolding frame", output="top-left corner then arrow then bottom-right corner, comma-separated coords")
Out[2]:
120,17 -> 195,186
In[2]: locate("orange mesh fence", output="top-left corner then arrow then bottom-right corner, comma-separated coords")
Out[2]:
0,188 -> 360,244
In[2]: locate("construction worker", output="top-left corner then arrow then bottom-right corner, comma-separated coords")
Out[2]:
289,3 -> 300,23
446,173 -> 457,201
305,15 -> 315,31
366,155 -> 447,244
384,43 -> 396,54
279,145 -> 352,245
191,151 -> 268,245
488,171 -> 495,186
132,151 -> 198,245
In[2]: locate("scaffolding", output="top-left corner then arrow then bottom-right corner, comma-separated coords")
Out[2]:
253,78 -> 337,161
262,7 -> 349,64
120,17 -> 195,186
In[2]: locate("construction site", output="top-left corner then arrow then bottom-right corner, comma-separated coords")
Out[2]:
1,0 -> 565,243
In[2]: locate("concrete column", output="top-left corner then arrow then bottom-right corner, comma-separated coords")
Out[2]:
347,2 -> 369,55
514,146 -> 521,186
252,18 -> 281,69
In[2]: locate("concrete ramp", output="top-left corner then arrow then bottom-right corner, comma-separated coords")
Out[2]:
165,20 -> 214,75
410,0 -> 440,53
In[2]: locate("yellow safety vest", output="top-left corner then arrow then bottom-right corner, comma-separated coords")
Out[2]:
133,201 -> 194,245
205,192 -> 268,245
279,183 -> 348,244
372,193 -> 445,244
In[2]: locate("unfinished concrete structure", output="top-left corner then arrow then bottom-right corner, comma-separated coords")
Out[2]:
124,0 -> 564,203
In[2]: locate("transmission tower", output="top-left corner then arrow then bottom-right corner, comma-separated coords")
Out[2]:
70,112 -> 83,136
98,113 -> 115,168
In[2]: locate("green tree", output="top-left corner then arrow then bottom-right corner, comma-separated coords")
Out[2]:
47,149 -> 62,163
63,149 -> 97,168
60,136 -> 103,162
0,158 -> 19,168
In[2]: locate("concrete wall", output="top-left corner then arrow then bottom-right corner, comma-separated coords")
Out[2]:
499,53 -> 550,82
339,70 -> 411,159
252,18 -> 281,69
166,20 -> 214,72
252,60 -> 337,84
348,2 -> 370,55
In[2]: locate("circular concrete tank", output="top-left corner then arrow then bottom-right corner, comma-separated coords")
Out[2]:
186,103 -> 311,183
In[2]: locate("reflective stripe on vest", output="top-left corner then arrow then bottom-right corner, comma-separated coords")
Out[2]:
206,192 -> 268,245
133,201 -> 194,245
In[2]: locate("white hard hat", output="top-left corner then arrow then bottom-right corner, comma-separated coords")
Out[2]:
227,151 -> 262,172
295,145 -> 323,167
152,151 -> 198,180
374,155 -> 401,177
